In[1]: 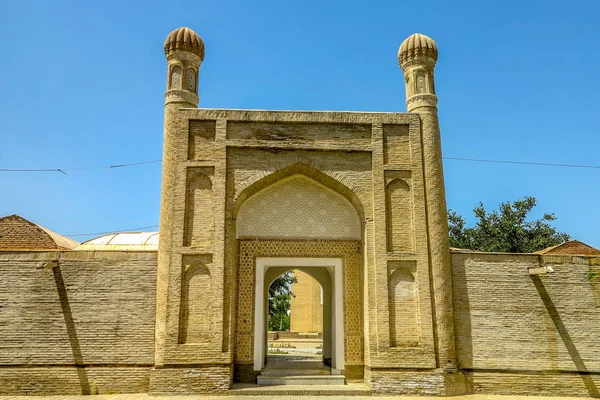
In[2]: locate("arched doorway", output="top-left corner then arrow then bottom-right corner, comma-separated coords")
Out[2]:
234,172 -> 364,382
255,258 -> 343,372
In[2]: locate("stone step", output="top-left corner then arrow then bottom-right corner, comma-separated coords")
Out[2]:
230,382 -> 372,395
264,360 -> 326,369
260,367 -> 331,376
257,374 -> 346,386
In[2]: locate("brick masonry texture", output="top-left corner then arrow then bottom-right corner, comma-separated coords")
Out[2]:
0,367 -> 151,395
539,240 -> 600,256
0,215 -> 74,250
366,368 -> 446,396
149,366 -> 231,394
0,251 -> 157,395
290,270 -> 324,333
452,251 -> 600,397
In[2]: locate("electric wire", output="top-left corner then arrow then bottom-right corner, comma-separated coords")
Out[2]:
66,225 -> 160,237
443,157 -> 600,170
5,156 -> 599,238
0,159 -> 162,175
1,157 -> 599,175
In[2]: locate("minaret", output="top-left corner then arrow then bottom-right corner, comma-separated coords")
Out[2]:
155,27 -> 205,365
163,27 -> 205,107
398,34 -> 458,371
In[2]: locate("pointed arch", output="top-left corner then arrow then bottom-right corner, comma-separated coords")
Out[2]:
388,268 -> 420,347
386,178 -> 414,252
184,171 -> 213,246
233,162 -> 365,222
236,174 -> 361,240
179,256 -> 212,344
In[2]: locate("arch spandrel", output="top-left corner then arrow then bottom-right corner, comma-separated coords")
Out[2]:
233,162 -> 366,222
236,175 -> 361,240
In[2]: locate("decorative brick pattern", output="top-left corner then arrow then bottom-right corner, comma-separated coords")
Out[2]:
235,239 -> 363,367
237,175 -> 361,240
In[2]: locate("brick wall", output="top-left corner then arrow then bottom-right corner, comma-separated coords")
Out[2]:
0,215 -> 58,250
290,270 -> 323,333
452,251 -> 600,397
0,250 -> 157,395
542,240 -> 600,256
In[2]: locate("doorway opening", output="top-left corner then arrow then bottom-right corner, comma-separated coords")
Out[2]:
267,269 -> 324,370
254,258 -> 344,374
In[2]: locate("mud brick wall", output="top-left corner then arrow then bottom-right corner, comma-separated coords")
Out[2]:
0,250 -> 157,395
452,251 -> 600,397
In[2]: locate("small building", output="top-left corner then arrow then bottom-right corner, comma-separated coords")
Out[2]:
535,240 -> 600,256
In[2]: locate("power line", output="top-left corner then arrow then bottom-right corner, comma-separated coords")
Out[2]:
443,157 -> 600,170
1,157 -> 599,175
67,225 -> 159,237
51,156 -> 598,238
0,159 -> 161,175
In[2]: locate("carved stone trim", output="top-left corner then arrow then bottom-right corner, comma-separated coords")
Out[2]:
166,51 -> 202,65
406,94 -> 438,111
165,89 -> 199,106
399,56 -> 436,72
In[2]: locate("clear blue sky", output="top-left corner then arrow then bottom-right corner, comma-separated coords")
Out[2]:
1,1 -> 599,248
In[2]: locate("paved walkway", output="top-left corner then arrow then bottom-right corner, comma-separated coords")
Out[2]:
1,394 -> 599,400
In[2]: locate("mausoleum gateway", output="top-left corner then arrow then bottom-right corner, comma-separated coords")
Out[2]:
0,27 -> 599,397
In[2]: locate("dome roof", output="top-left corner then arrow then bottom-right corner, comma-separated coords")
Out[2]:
74,232 -> 159,251
164,27 -> 205,60
398,33 -> 438,65
0,214 -> 79,250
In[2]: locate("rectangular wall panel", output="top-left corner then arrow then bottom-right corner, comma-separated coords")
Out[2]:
227,121 -> 371,141
183,167 -> 215,247
179,254 -> 214,344
383,124 -> 410,164
188,120 -> 216,160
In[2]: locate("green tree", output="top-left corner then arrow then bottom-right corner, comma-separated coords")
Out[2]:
268,292 -> 291,331
268,272 -> 296,331
448,196 -> 570,253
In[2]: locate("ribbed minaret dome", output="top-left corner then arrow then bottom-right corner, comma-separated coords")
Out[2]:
164,27 -> 205,60
398,33 -> 438,65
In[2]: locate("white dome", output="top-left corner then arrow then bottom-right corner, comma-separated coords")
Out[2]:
74,232 -> 159,251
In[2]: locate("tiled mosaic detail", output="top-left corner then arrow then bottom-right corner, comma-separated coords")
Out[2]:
236,176 -> 361,240
235,239 -> 364,366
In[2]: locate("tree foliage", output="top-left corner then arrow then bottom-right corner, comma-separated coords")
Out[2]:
269,271 -> 296,300
268,292 -> 291,331
268,271 -> 297,331
448,196 -> 570,253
